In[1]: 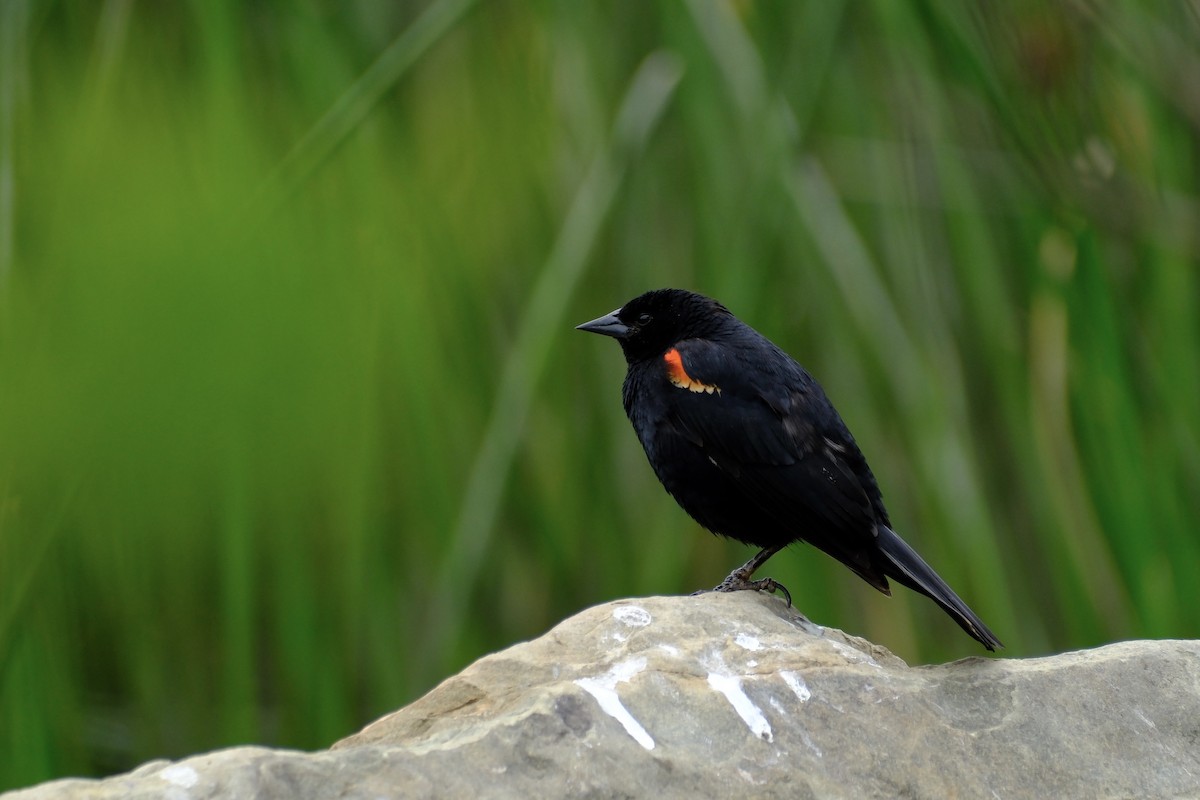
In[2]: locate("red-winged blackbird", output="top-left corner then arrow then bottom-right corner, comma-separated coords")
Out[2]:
577,288 -> 1002,651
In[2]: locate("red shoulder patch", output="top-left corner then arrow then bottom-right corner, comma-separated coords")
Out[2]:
663,348 -> 721,395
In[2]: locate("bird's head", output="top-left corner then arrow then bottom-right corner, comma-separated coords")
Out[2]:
576,288 -> 734,363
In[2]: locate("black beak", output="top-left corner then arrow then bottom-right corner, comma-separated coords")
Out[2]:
575,310 -> 630,339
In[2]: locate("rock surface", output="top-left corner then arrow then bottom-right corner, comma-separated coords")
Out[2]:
6,593 -> 1200,799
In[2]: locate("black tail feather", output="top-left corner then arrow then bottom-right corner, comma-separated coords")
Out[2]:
875,525 -> 1003,651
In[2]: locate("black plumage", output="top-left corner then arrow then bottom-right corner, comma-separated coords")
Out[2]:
577,288 -> 1001,651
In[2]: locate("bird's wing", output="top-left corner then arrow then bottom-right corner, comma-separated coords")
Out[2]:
664,338 -> 885,583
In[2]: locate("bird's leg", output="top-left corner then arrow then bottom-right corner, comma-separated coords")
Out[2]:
692,544 -> 792,607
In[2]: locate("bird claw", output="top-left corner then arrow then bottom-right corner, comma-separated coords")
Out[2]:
697,572 -> 792,607
750,577 -> 793,608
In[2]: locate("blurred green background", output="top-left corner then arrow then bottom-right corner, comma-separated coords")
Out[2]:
1,0 -> 1198,789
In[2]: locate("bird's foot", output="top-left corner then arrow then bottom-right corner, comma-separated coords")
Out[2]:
692,570 -> 792,608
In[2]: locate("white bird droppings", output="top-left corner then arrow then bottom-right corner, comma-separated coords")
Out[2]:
1134,709 -> 1157,730
734,633 -> 762,651
829,640 -> 881,668
158,764 -> 199,788
576,658 -> 655,750
612,606 -> 652,628
780,670 -> 812,703
708,672 -> 773,742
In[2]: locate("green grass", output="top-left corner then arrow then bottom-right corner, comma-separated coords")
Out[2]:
1,1 -> 1198,789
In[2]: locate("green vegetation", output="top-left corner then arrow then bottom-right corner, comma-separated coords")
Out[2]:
2,1 -> 1197,788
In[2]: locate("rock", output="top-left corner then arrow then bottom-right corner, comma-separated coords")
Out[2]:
6,593 -> 1200,799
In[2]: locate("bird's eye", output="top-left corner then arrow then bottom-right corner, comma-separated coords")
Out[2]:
636,313 -> 653,326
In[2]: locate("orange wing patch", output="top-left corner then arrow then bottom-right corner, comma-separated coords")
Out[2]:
663,348 -> 721,395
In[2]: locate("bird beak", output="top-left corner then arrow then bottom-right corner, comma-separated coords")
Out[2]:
575,309 -> 630,339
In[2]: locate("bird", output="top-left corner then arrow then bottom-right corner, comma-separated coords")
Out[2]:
576,288 -> 1002,650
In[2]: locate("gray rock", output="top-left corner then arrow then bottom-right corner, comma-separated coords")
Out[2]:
6,593 -> 1200,799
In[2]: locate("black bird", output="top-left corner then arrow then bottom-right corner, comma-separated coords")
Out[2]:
577,288 -> 1002,650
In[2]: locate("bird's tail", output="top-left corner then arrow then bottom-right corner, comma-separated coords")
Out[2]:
876,525 -> 1003,651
